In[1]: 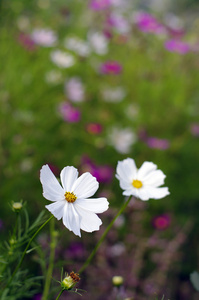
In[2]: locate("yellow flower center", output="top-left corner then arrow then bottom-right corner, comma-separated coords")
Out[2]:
132,179 -> 143,189
64,192 -> 77,203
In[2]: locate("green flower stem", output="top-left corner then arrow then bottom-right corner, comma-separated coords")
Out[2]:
55,289 -> 64,300
42,218 -> 56,300
5,215 -> 54,289
79,195 -> 132,274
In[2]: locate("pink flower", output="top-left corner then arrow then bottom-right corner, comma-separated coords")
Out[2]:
152,214 -> 171,230
64,77 -> 85,103
107,12 -> 130,34
100,61 -> 122,75
58,102 -> 81,123
164,39 -> 190,54
86,123 -> 103,135
89,0 -> 111,10
134,11 -> 166,35
18,33 -> 36,51
147,137 -> 170,150
190,123 -> 199,137
81,156 -> 113,184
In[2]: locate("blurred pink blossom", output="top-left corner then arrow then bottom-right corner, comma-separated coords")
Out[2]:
86,123 -> 103,134
31,29 -> 57,47
81,156 -> 114,184
133,11 -> 166,35
164,39 -> 190,54
18,33 -> 36,51
100,61 -> 122,74
107,12 -> 130,34
64,77 -> 85,103
58,102 -> 81,123
152,214 -> 171,230
147,137 -> 170,150
190,123 -> 199,136
89,0 -> 111,10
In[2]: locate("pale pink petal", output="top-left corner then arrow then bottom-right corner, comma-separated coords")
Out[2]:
40,165 -> 64,201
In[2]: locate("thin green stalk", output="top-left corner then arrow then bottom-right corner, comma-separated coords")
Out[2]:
79,196 -> 132,274
55,289 -> 64,300
42,218 -> 56,300
5,215 -> 54,289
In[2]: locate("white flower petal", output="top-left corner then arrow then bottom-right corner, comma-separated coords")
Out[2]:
143,170 -> 166,187
144,186 -> 170,199
60,166 -> 78,191
123,188 -> 139,197
72,172 -> 99,198
116,158 -> 137,182
40,165 -> 64,201
118,178 -> 132,191
45,200 -> 66,220
75,206 -> 102,233
136,188 -> 150,201
75,197 -> 109,213
137,161 -> 157,180
63,203 -> 81,237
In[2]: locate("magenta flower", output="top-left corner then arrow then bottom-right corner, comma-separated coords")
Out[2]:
165,39 -> 190,54
190,123 -> 199,137
152,214 -> 171,230
81,156 -> 113,184
89,0 -> 111,11
86,123 -> 103,135
58,102 -> 81,123
100,61 -> 122,75
147,137 -> 170,150
134,11 -> 166,35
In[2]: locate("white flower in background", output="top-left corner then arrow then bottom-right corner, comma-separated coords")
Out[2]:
45,70 -> 63,84
64,37 -> 91,57
116,158 -> 170,200
64,77 -> 85,102
16,16 -> 30,31
31,28 -> 57,47
190,271 -> 199,291
88,31 -> 108,55
108,127 -> 136,154
40,165 -> 109,237
50,50 -> 75,68
101,87 -> 126,103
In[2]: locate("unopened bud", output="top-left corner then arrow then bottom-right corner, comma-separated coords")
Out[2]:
12,202 -> 23,211
61,272 -> 80,290
112,275 -> 124,287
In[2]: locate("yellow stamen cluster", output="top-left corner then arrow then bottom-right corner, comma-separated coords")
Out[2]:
64,192 -> 77,203
132,179 -> 143,189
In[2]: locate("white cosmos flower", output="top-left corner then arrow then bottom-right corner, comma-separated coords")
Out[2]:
116,158 -> 170,201
40,165 -> 109,237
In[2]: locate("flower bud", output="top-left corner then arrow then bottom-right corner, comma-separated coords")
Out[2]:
112,275 -> 124,287
61,272 -> 80,290
12,202 -> 23,212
